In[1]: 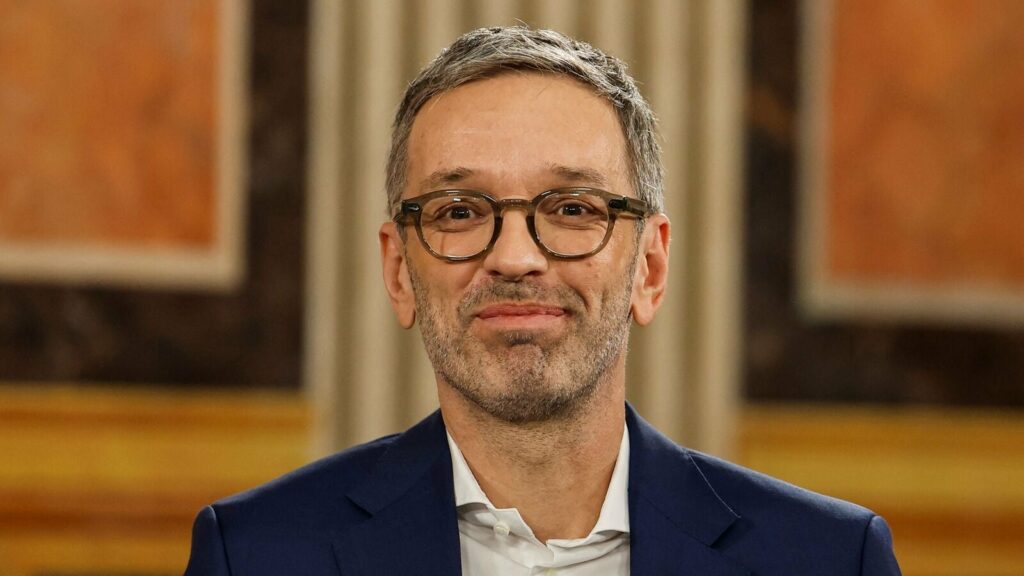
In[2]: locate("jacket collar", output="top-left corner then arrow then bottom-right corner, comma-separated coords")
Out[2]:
332,406 -> 749,576
333,411 -> 462,576
626,405 -> 749,575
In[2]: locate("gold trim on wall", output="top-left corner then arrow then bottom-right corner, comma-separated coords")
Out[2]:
0,384 -> 310,575
739,404 -> 1024,576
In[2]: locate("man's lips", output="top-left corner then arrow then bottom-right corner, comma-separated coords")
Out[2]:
476,304 -> 567,319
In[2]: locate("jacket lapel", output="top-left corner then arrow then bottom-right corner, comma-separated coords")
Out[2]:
332,411 -> 462,576
332,406 -> 751,576
627,405 -> 751,576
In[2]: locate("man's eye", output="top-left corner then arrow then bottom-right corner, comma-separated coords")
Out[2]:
443,205 -> 475,219
557,203 -> 589,217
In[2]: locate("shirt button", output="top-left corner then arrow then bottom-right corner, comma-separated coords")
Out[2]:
493,521 -> 511,536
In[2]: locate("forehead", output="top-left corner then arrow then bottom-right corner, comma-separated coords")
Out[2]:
405,73 -> 629,194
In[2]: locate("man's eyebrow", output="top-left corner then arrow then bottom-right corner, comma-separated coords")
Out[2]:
420,167 -> 475,190
548,165 -> 610,188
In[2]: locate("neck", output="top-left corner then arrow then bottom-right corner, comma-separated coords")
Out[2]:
439,357 -> 627,542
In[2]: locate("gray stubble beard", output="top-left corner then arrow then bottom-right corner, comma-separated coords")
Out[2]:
410,259 -> 636,425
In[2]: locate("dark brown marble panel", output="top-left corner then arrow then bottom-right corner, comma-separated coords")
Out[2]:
744,0 -> 1024,406
0,0 -> 307,389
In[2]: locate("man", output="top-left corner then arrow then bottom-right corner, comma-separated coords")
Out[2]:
186,27 -> 901,575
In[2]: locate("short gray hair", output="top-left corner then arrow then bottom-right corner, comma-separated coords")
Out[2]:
385,26 -> 664,214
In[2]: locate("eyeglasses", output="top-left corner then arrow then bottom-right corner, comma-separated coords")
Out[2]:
392,188 -> 651,261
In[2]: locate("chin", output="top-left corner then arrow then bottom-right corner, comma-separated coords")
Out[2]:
500,331 -> 539,346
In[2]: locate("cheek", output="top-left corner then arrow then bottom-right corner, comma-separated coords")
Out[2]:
562,257 -> 615,310
409,254 -> 478,304
444,265 -> 491,315
446,263 -> 480,288
575,241 -> 636,306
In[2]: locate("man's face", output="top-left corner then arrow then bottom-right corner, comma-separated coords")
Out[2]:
397,73 -> 644,424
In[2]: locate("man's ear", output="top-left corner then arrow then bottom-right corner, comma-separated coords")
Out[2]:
630,213 -> 671,326
380,222 -> 416,328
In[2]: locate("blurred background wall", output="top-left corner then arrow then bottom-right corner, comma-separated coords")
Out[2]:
0,1 -> 1021,574
740,2 -> 1024,573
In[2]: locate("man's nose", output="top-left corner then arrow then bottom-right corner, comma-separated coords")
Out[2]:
481,210 -> 548,280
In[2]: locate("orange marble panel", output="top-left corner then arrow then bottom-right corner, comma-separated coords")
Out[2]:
827,0 -> 1024,287
0,0 -> 218,249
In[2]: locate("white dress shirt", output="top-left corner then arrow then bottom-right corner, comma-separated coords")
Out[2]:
446,429 -> 631,576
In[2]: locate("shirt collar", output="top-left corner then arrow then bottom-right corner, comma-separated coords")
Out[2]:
446,426 -> 631,535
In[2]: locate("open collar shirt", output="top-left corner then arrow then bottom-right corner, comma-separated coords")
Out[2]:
446,429 -> 631,576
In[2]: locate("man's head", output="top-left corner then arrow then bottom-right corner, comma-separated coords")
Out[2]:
379,27 -> 670,425
386,26 -> 664,215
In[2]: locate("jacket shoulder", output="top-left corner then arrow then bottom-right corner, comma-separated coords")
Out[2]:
688,448 -> 876,523
686,449 -> 888,574
211,431 -> 400,530
186,410 -> 454,574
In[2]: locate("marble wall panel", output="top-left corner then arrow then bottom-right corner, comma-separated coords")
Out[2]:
799,0 -> 1024,324
0,0 -> 305,388
827,0 -> 1024,290
745,0 -> 1024,406
0,0 -> 217,248
0,0 -> 246,289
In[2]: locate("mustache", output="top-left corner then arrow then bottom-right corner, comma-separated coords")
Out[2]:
457,280 -> 586,321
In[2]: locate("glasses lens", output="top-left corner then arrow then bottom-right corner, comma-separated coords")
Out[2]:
535,191 -> 611,256
419,194 -> 495,258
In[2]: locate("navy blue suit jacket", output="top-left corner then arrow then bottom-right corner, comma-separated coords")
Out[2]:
185,405 -> 901,575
